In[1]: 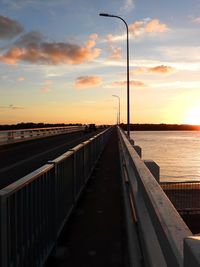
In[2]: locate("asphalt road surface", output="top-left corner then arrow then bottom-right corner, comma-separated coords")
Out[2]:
0,130 -> 103,190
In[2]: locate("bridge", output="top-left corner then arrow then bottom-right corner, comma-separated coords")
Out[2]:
0,126 -> 200,267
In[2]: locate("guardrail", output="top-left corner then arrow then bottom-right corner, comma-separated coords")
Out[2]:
0,126 -> 113,267
118,127 -> 200,267
0,125 -> 84,145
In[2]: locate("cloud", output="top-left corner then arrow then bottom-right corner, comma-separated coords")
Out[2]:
129,21 -> 144,37
129,18 -> 169,37
12,106 -> 25,110
14,31 -> 43,47
3,0 -> 72,9
112,80 -> 147,87
194,18 -> 200,23
145,19 -> 169,33
129,67 -> 146,75
0,32 -> 101,65
108,45 -> 122,60
17,77 -> 24,81
129,65 -> 177,75
0,104 -> 25,110
0,15 -> 24,40
148,65 -> 176,74
75,76 -> 102,89
105,18 -> 169,43
107,34 -> 115,42
41,87 -> 51,92
45,80 -> 52,84
120,0 -> 135,12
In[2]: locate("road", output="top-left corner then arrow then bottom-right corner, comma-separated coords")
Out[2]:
0,130 -> 102,190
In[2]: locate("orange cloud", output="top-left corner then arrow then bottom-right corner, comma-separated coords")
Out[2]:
45,80 -> 52,84
12,106 -> 25,110
0,47 -> 26,65
129,21 -> 143,37
75,76 -> 102,89
17,77 -> 24,81
0,34 -> 101,65
41,87 -> 51,92
145,19 -> 169,33
194,18 -> 200,23
129,19 -> 169,37
107,34 -> 115,42
130,67 -> 146,75
129,65 -> 177,75
148,65 -> 176,74
109,45 -> 122,60
112,80 -> 147,87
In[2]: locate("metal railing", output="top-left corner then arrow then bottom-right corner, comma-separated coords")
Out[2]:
0,127 -> 113,267
161,181 -> 200,212
0,126 -> 84,145
118,127 -> 200,267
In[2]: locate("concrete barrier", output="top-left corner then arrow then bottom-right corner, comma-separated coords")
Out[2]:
118,126 -> 197,267
0,125 -> 84,145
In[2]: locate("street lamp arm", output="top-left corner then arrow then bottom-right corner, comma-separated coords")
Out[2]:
100,12 -> 130,136
112,95 -> 120,125
99,13 -> 128,29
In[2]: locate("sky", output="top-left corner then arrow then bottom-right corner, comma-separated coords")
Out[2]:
1,0 -> 200,125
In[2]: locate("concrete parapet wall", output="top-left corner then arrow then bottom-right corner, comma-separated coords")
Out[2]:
118,126 -> 195,267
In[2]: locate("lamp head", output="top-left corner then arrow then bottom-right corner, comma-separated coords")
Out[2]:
99,13 -> 113,17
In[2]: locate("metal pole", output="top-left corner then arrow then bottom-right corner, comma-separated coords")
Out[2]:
112,95 -> 120,125
100,13 -> 130,136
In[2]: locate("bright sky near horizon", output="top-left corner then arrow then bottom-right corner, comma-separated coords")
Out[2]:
1,0 -> 200,125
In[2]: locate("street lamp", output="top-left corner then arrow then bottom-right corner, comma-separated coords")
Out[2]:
99,13 -> 130,137
112,95 -> 120,125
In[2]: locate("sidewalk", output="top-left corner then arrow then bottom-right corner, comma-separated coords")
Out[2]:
45,127 -> 125,267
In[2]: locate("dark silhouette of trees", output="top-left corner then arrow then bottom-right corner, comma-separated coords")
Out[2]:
0,122 -> 82,131
120,123 -> 200,131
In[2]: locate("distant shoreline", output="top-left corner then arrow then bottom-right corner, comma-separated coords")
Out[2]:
120,123 -> 200,131
0,122 -> 82,131
1,123 -> 200,131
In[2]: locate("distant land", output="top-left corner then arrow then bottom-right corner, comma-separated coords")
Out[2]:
120,123 -> 200,131
1,122 -> 200,131
0,122 -> 82,131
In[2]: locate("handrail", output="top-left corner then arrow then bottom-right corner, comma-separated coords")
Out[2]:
0,125 -> 84,145
118,127 -> 195,267
0,126 -> 113,267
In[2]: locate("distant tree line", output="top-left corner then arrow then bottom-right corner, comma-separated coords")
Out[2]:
0,122 -> 82,131
120,123 -> 200,131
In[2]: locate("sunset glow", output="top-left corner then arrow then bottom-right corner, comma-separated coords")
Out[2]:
184,107 -> 200,125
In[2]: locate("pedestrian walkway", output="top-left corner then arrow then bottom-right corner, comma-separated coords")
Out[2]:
45,128 -> 125,267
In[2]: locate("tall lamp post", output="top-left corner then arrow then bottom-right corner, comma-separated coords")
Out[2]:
99,13 -> 130,137
112,95 -> 120,125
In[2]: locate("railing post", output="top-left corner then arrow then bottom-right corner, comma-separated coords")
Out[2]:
0,195 -> 8,267
184,236 -> 200,267
143,160 -> 160,183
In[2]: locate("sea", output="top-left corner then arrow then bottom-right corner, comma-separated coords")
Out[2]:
130,131 -> 200,182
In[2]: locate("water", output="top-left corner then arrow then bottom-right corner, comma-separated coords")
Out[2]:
130,131 -> 200,182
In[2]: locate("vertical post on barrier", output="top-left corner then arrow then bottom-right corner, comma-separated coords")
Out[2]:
0,196 -> 8,267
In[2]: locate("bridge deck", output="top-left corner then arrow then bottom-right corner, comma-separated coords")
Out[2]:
45,128 -> 128,267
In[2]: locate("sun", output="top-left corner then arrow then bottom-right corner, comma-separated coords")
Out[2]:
184,106 -> 200,125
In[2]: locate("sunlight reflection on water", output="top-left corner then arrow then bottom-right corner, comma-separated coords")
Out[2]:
130,131 -> 200,182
